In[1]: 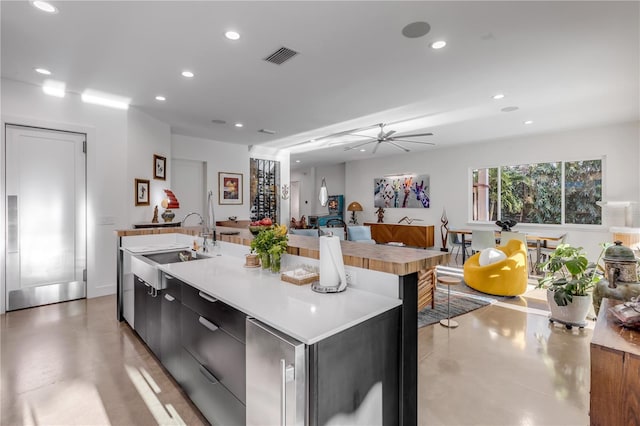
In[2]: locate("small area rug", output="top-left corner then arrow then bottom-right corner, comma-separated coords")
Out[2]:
418,288 -> 493,328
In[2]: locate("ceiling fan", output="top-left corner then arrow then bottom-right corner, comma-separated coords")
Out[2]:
342,123 -> 435,154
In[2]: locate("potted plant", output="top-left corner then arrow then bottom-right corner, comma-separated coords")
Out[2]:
537,243 -> 607,328
250,224 -> 288,272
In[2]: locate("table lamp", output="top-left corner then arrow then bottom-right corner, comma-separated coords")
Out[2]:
161,189 -> 180,222
347,201 -> 363,224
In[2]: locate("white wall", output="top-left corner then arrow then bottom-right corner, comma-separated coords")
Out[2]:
127,108 -> 171,225
291,163 -> 346,218
172,134 -> 252,223
1,78 -> 130,306
346,121 -> 640,261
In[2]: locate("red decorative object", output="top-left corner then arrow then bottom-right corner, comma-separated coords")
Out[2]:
163,189 -> 180,209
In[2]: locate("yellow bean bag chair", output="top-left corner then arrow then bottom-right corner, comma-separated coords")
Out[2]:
463,239 -> 528,296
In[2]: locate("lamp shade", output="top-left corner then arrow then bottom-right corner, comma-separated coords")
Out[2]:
163,189 -> 180,209
319,177 -> 329,207
347,201 -> 363,212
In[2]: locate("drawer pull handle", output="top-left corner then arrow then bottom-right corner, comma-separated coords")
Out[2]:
164,294 -> 175,302
198,365 -> 219,384
198,291 -> 218,303
198,316 -> 219,332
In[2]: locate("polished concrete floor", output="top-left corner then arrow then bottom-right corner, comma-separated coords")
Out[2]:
1,290 -> 591,425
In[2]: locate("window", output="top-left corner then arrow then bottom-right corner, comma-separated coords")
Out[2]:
472,159 -> 602,225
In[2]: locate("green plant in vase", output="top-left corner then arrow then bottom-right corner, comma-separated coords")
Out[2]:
250,223 -> 289,272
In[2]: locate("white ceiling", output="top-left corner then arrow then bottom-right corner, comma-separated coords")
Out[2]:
2,1 -> 638,169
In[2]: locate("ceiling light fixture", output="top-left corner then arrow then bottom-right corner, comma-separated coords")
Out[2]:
360,149 -> 366,152
430,40 -> 447,49
295,160 -> 301,163
34,67 -> 51,75
81,89 -> 130,110
155,95 -> 166,101
234,123 -> 243,128
524,120 -> 534,125
181,70 -> 194,78
31,1 -> 58,13
42,79 -> 65,97
492,93 -> 505,100
225,31 -> 240,40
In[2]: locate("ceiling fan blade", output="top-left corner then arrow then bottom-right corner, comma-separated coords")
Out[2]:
372,141 -> 382,154
394,132 -> 433,138
343,139 -> 377,151
386,141 -> 411,152
344,133 -> 378,140
383,130 -> 396,139
388,138 -> 436,145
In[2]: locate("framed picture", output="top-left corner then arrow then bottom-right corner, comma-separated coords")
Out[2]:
218,172 -> 243,205
135,178 -> 150,206
153,154 -> 166,180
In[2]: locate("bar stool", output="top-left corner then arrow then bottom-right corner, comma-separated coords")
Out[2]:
438,275 -> 461,328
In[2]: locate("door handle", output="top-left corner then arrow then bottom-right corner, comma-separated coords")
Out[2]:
7,195 -> 18,253
198,291 -> 217,303
198,316 -> 219,332
280,359 -> 295,426
164,294 -> 175,302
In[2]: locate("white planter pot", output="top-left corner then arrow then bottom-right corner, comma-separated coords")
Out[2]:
546,290 -> 591,326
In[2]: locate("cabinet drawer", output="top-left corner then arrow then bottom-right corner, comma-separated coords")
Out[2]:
181,348 -> 245,426
182,285 -> 246,343
182,306 -> 246,403
162,273 -> 182,301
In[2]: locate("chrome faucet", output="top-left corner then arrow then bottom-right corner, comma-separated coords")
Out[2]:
182,212 -> 209,252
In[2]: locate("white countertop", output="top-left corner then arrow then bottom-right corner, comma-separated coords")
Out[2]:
158,254 -> 402,345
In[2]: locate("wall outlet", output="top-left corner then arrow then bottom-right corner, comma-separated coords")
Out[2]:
345,270 -> 356,286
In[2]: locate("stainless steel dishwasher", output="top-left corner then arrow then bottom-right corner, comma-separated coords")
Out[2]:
246,318 -> 306,426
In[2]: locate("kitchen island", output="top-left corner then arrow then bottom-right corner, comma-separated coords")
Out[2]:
115,226 -> 450,425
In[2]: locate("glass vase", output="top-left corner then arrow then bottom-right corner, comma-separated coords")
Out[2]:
260,252 -> 270,270
270,253 -> 282,274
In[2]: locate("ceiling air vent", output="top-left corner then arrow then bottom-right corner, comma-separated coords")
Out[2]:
264,47 -> 298,65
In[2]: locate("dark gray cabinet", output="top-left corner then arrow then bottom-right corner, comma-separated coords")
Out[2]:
133,275 -> 161,357
160,274 -> 182,382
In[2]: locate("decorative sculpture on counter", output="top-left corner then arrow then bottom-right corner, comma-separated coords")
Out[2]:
496,219 -> 517,232
398,216 -> 423,225
151,205 -> 159,223
441,209 -> 449,252
376,207 -> 385,223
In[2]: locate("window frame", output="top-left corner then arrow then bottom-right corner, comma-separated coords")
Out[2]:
469,156 -> 606,229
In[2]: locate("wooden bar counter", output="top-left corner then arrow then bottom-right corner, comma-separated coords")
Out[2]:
116,225 -> 449,426
590,298 -> 640,426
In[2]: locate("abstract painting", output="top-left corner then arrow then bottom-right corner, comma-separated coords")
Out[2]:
374,174 -> 430,208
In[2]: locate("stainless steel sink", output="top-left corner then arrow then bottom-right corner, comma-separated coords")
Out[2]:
132,250 -> 212,290
142,250 -> 210,264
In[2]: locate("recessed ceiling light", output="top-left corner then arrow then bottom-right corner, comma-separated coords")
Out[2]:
225,31 -> 240,40
295,160 -> 301,163
492,93 -> 505,100
360,149 -> 366,152
181,70 -> 194,78
234,123 -> 243,128
430,40 -> 447,49
524,120 -> 534,125
42,79 -> 65,97
155,95 -> 166,101
31,1 -> 58,13
34,67 -> 51,75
